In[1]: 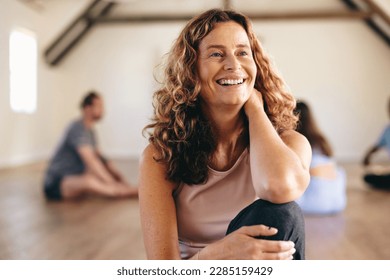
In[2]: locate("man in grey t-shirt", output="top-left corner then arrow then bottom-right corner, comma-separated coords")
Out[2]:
43,91 -> 138,200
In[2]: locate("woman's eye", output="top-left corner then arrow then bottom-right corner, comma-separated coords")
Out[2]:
210,52 -> 223,57
238,51 -> 248,56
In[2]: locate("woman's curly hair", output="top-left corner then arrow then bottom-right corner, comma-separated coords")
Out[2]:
144,9 -> 298,185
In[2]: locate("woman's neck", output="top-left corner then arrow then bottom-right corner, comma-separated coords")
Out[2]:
202,104 -> 248,171
202,102 -> 245,136
213,114 -> 247,148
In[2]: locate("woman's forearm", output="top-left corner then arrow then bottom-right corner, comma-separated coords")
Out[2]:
247,109 -> 310,203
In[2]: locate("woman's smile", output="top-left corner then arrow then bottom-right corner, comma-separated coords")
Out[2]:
197,21 -> 257,107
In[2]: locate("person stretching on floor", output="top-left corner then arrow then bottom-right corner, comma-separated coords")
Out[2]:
43,91 -> 138,200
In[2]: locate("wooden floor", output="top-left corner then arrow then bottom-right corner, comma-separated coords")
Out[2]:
0,160 -> 389,260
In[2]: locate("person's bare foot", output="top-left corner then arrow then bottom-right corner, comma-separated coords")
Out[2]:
125,187 -> 139,198
117,183 -> 139,198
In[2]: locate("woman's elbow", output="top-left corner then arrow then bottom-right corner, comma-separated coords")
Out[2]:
258,172 -> 310,204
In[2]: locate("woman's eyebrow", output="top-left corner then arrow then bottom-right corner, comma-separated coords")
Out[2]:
206,43 -> 250,50
206,44 -> 225,50
236,43 -> 251,48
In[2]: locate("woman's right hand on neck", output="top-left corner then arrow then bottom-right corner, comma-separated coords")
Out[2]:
244,88 -> 265,118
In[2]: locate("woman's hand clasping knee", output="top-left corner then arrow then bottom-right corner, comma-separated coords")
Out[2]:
200,225 -> 295,260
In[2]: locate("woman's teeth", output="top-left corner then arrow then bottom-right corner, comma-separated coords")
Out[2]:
217,79 -> 244,86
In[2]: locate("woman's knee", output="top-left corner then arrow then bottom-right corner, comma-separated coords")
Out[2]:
227,199 -> 305,240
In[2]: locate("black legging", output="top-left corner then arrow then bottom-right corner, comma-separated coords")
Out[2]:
226,199 -> 305,260
363,173 -> 390,189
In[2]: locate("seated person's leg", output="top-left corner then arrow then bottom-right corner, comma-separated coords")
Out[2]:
44,175 -> 63,200
60,174 -> 92,199
226,199 -> 305,260
61,173 -> 138,199
363,173 -> 390,189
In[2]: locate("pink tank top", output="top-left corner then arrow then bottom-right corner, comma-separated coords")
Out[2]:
173,148 -> 257,259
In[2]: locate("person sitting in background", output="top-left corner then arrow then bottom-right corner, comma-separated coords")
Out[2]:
362,97 -> 390,189
294,101 -> 347,214
43,91 -> 138,200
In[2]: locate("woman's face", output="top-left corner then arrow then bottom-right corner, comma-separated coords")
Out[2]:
197,21 -> 257,109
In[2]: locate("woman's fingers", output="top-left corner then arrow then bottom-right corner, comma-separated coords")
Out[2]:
235,225 -> 296,259
237,224 -> 278,237
257,239 -> 295,254
261,247 -> 296,260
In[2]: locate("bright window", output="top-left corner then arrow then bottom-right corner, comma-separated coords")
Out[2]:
9,28 -> 37,114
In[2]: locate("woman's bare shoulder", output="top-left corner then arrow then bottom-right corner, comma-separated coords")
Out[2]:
140,144 -> 165,168
139,143 -> 178,191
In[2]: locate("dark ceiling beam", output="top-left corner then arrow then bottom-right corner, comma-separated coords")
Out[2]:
363,0 -> 390,26
96,14 -> 194,23
341,0 -> 390,46
44,0 -> 116,66
243,10 -> 371,20
95,10 -> 372,24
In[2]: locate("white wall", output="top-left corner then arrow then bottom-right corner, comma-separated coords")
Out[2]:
254,20 -> 390,161
60,23 -> 185,159
1,0 -> 389,167
62,20 -> 390,162
0,0 -> 90,167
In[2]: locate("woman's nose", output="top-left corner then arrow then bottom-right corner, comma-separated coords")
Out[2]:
223,55 -> 241,71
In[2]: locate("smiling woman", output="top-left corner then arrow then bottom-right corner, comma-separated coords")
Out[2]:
140,9 -> 311,260
196,21 -> 257,109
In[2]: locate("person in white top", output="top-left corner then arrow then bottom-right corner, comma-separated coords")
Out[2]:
139,9 -> 311,260
294,101 -> 347,214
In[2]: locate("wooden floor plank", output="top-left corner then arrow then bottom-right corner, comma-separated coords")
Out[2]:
0,160 -> 389,260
